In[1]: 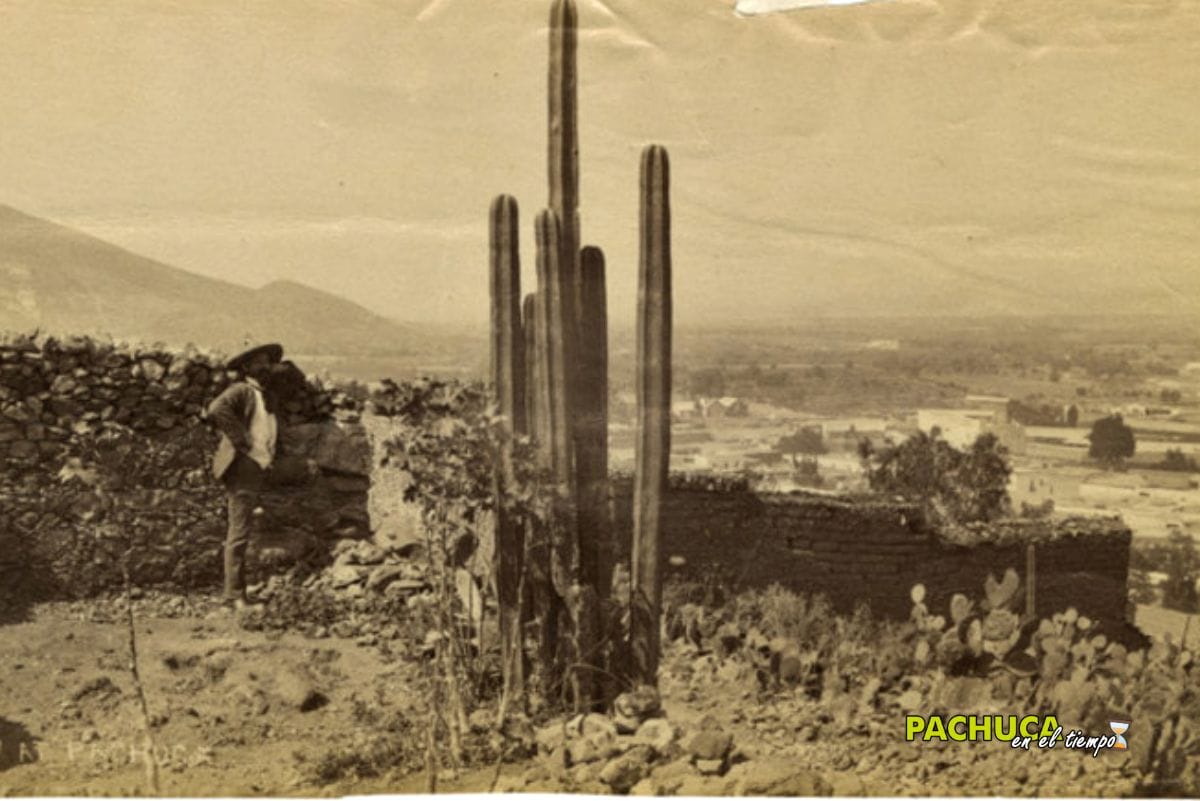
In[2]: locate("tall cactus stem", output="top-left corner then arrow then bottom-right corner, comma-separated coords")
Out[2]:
548,0 -> 582,331
577,245 -> 612,597
631,145 -> 672,687
489,194 -> 526,721
523,290 -> 555,700
535,209 -> 577,594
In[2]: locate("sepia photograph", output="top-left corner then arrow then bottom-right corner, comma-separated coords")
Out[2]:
1,0 -> 1198,796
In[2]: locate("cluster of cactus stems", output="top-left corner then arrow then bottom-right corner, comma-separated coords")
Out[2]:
488,0 -> 672,712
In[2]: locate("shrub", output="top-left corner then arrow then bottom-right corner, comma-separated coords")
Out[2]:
860,430 -> 1012,525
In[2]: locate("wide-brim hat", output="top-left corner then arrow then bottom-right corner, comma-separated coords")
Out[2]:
226,343 -> 284,372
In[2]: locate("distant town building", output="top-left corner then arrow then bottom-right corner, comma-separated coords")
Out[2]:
1113,404 -> 1149,418
672,400 -> 701,421
964,394 -> 1012,423
818,418 -> 890,453
698,396 -> 750,419
916,407 -> 1027,455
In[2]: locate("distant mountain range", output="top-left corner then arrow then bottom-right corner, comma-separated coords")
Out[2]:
0,205 -> 428,359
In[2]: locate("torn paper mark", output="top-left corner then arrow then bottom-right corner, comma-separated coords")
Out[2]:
735,0 -> 885,16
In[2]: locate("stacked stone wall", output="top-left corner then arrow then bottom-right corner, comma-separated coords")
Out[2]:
0,334 -> 371,608
1,334 -> 1132,629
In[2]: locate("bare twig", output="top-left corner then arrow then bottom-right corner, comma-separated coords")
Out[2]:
123,559 -> 161,796
487,745 -> 506,793
425,709 -> 438,794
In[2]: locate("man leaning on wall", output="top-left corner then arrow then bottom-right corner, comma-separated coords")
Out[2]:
204,343 -> 283,617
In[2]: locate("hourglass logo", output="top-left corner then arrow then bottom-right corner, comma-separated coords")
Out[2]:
1109,719 -> 1131,750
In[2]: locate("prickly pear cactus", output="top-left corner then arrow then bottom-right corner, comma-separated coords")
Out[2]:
949,593 -> 974,625
965,618 -> 983,656
980,607 -> 1022,659
984,567 -> 1021,611
935,627 -> 967,666
910,583 -> 927,623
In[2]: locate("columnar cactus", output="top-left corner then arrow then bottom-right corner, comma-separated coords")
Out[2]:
631,144 -> 672,685
523,290 -> 556,693
574,244 -> 609,708
535,209 -> 577,593
489,194 -> 526,718
523,293 -> 541,450
577,245 -> 611,598
548,0 -> 582,330
486,0 -> 674,706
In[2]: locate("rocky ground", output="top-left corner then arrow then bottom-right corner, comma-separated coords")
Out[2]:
495,647 -> 1142,797
0,596 -> 432,797
0,587 -> 1150,797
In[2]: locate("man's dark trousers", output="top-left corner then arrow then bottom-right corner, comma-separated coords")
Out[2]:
222,453 -> 265,602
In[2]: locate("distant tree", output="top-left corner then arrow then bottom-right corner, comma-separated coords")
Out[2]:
1009,399 -> 1066,426
860,430 -> 1012,525
1128,570 -> 1157,606
1019,499 -> 1055,519
1158,448 -> 1199,473
1065,404 -> 1079,428
689,368 -> 726,399
1087,414 -> 1136,469
1161,531 -> 1199,614
775,426 -> 826,468
759,369 -> 789,388
1161,388 -> 1183,404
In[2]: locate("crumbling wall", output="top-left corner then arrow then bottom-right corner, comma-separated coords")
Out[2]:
1,333 -> 1133,628
611,477 -> 1131,623
0,334 -> 371,604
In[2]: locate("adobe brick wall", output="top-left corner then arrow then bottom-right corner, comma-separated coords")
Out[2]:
611,478 -> 1131,623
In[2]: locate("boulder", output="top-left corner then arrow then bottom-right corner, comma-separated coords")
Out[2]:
313,422 -> 371,476
138,359 -> 166,382
599,745 -> 654,793
686,729 -> 733,762
675,774 -> 732,797
729,761 -> 832,796
334,541 -> 385,566
634,718 -> 678,754
580,713 -> 618,739
365,564 -> 406,592
613,685 -> 662,723
536,722 -> 567,755
252,666 -> 328,713
327,564 -> 368,588
566,731 -> 620,766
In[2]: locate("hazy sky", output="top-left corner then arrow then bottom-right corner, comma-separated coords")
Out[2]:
1,0 -> 1198,325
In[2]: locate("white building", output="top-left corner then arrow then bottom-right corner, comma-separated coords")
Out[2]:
916,408 -> 1027,455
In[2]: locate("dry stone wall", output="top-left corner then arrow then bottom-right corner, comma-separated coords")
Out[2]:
2,333 -> 1133,631
0,334 -> 371,607
611,477 -> 1132,624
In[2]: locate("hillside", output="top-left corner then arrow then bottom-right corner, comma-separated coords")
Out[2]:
0,205 -> 419,358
